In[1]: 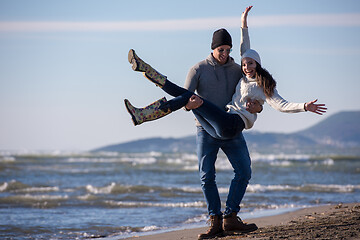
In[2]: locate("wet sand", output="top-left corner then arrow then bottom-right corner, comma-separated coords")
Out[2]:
124,203 -> 360,240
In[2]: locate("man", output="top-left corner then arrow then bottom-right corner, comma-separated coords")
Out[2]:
184,27 -> 260,239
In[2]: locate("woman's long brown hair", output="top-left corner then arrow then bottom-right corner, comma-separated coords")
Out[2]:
255,64 -> 277,98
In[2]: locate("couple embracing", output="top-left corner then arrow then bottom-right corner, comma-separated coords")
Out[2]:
124,6 -> 326,240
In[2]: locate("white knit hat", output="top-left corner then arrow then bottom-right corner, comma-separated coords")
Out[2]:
241,49 -> 261,65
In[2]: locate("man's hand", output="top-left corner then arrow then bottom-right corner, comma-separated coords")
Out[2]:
246,99 -> 262,114
185,95 -> 203,110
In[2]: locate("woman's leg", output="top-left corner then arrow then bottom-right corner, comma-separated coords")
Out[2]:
160,80 -> 194,111
126,75 -> 244,135
192,100 -> 245,140
128,49 -> 196,111
162,81 -> 245,139
163,79 -> 246,138
127,49 -> 245,135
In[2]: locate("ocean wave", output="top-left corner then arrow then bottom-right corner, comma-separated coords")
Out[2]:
179,186 -> 202,193
247,183 -> 360,193
86,183 -> 150,195
66,156 -> 158,165
0,156 -> 16,162
105,200 -> 206,208
209,155 -> 344,171
140,225 -> 162,232
247,184 -> 295,192
85,183 -> 203,195
1,180 -> 202,196
0,180 -> 30,192
77,194 -> 99,201
3,180 -> 357,198
0,194 -> 69,208
85,225 -> 166,239
14,186 -> 60,193
251,153 -> 311,161
265,158 -> 334,167
300,184 -> 360,193
0,182 -> 9,192
243,203 -> 310,212
66,157 -> 121,163
121,157 -> 157,165
86,182 -> 116,194
66,155 -> 196,166
0,180 -> 59,193
13,194 -> 69,201
308,158 -> 335,166
0,150 -> 96,158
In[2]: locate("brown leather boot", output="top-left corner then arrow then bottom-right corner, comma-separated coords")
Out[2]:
223,212 -> 258,233
198,215 -> 224,240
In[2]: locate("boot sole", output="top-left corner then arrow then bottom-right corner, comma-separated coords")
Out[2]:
128,49 -> 143,72
198,231 -> 225,240
224,225 -> 258,234
124,99 -> 140,126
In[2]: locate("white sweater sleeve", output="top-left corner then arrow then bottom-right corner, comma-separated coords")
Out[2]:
240,27 -> 250,57
266,89 -> 306,113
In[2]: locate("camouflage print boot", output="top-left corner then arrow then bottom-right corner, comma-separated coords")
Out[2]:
128,49 -> 167,88
124,97 -> 171,126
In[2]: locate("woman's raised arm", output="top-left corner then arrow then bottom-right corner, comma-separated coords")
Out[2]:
242,6 -> 253,28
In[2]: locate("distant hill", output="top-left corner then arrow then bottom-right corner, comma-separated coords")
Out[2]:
93,111 -> 360,153
94,136 -> 196,153
297,111 -> 360,147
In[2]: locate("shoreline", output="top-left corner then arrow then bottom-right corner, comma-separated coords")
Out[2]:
117,203 -> 359,240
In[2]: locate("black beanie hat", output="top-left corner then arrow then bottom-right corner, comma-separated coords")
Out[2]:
211,28 -> 232,50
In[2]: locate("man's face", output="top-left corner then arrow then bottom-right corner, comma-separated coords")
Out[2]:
213,45 -> 232,65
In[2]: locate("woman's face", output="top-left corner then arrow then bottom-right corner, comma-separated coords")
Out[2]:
242,57 -> 257,78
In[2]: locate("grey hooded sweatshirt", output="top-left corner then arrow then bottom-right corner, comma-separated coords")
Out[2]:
184,28 -> 250,126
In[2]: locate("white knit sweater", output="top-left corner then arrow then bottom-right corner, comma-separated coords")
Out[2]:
226,76 -> 306,129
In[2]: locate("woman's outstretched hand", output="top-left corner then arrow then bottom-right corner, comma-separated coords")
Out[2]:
242,6 -> 253,28
305,99 -> 327,115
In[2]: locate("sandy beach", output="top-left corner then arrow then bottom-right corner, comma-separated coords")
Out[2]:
123,203 -> 360,240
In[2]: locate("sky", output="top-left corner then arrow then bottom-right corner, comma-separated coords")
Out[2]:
0,0 -> 359,151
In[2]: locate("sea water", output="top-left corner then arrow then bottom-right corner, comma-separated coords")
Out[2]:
0,149 -> 359,239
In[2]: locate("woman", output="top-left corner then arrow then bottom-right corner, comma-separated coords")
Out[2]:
124,7 -> 326,140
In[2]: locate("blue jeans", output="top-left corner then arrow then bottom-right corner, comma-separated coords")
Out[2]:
162,80 -> 245,140
197,126 -> 252,216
